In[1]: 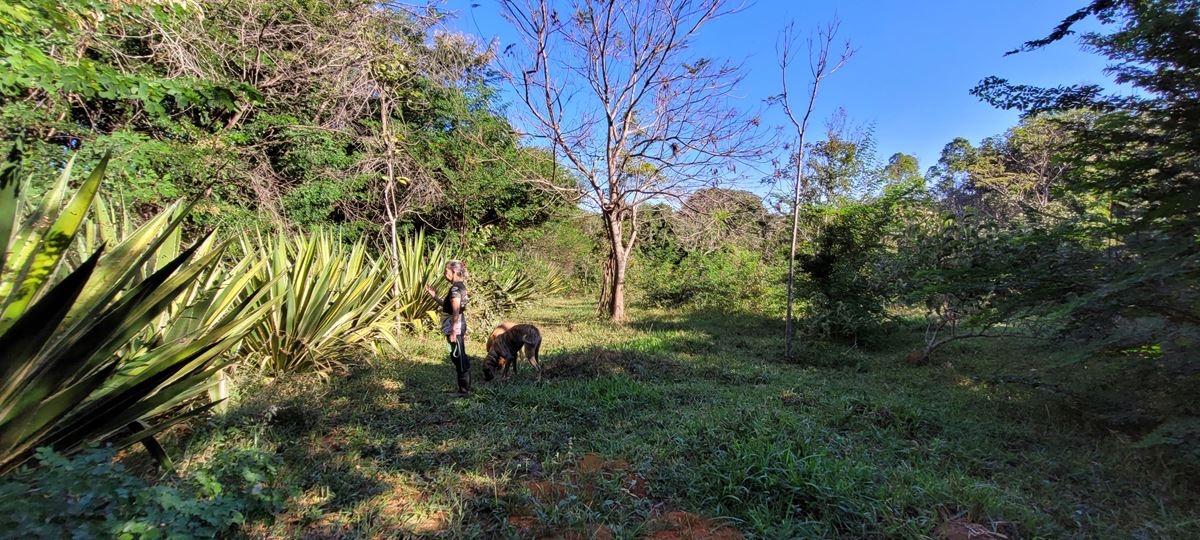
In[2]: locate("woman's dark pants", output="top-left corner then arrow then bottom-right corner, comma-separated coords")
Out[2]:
448,332 -> 470,393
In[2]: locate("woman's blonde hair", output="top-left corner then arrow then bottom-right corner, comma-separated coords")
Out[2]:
445,259 -> 468,280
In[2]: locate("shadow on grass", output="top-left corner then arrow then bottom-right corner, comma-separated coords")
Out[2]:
626,306 -> 919,369
202,337 -> 722,537
191,304 -> 1200,539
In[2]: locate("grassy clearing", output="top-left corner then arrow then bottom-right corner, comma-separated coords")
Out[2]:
177,296 -> 1198,539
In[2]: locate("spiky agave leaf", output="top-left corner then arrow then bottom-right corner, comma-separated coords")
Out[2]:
0,151 -> 270,475
239,230 -> 398,377
0,153 -> 107,334
386,230 -> 448,333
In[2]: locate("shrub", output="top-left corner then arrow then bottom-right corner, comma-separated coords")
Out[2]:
633,245 -> 769,311
237,230 -> 400,377
0,446 -> 283,538
471,252 -> 569,327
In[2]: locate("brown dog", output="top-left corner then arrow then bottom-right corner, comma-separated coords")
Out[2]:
486,321 -> 516,356
483,323 -> 543,381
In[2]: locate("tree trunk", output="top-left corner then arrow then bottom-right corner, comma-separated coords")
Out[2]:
599,211 -> 629,322
609,246 -> 628,322
785,175 -> 803,358
598,254 -> 613,317
380,97 -> 404,334
777,20 -> 851,360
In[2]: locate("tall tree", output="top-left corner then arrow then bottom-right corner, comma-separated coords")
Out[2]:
925,137 -> 979,215
969,0 -> 1199,367
883,152 -> 922,186
927,114 -> 1077,222
972,0 -> 1199,239
775,19 -> 852,358
497,0 -> 760,322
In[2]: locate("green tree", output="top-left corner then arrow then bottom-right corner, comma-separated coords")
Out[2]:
673,188 -> 770,255
883,152 -> 922,186
3,0 -> 569,241
970,0 -> 1199,357
927,114 -> 1079,223
925,137 -> 979,214
0,0 -> 257,217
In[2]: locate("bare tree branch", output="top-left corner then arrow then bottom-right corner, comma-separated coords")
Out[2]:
498,0 -> 763,321
777,18 -> 853,358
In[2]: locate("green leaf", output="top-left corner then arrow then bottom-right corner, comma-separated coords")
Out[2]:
0,153 -> 107,334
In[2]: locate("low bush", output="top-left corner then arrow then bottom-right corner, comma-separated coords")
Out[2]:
0,446 -> 283,539
632,245 -> 769,311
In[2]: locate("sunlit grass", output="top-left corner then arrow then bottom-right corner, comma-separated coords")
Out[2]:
173,295 -> 1199,539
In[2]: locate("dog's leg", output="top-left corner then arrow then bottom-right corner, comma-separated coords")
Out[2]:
527,340 -> 543,378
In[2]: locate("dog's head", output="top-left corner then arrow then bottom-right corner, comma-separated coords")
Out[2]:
483,352 -> 506,381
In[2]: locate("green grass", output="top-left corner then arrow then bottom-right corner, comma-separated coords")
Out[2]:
173,296 -> 1199,539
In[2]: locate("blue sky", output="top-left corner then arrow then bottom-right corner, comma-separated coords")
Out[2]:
437,0 -> 1115,179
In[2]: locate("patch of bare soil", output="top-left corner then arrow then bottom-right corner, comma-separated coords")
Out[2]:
645,510 -> 744,540
377,483 -> 425,521
934,517 -> 1015,540
408,511 -> 448,534
542,350 -> 685,380
508,452 -> 735,538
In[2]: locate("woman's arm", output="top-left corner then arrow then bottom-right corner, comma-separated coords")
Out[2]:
448,296 -> 462,342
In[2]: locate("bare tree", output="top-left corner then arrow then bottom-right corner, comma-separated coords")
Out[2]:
498,0 -> 761,322
776,20 -> 852,358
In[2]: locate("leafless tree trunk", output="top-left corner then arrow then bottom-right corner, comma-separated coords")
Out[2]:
777,20 -> 852,358
499,0 -> 761,322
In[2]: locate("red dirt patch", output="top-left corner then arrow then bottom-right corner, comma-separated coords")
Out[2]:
526,479 -> 571,505
647,511 -> 744,540
935,518 -> 1010,540
507,514 -> 539,535
410,511 -> 448,534
577,452 -> 607,474
378,483 -> 424,518
523,453 -> 650,506
509,453 -> 734,538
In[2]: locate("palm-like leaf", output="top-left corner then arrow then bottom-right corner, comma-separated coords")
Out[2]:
239,230 -> 398,376
0,153 -> 105,332
383,230 -> 449,334
0,148 -> 267,475
472,253 -> 569,327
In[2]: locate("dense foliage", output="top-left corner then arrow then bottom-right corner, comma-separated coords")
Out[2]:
0,446 -> 282,538
0,0 -> 572,238
0,148 -> 264,474
2,0 -> 1199,537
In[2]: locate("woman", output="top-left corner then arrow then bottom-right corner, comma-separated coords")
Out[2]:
425,259 -> 471,395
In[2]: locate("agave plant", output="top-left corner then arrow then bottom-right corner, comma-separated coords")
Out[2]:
383,230 -> 449,333
0,147 -> 265,475
72,196 -> 271,404
472,253 -> 569,327
238,230 -> 400,377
